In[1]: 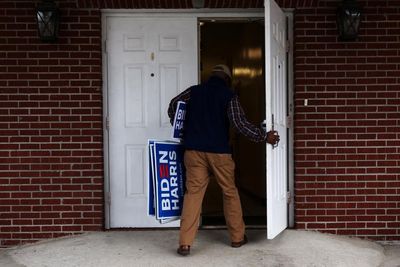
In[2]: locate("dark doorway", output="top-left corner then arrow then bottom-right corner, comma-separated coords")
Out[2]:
199,20 -> 266,226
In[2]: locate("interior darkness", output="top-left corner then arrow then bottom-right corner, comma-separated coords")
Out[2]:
199,20 -> 266,226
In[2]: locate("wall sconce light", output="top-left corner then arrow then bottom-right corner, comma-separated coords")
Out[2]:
336,0 -> 362,41
36,0 -> 60,42
192,0 -> 205,8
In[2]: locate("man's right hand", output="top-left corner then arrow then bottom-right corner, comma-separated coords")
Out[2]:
266,131 -> 280,146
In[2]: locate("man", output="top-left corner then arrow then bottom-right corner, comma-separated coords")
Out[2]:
168,64 -> 280,256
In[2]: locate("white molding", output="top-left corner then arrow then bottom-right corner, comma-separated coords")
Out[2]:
102,12 -> 111,230
286,10 -> 295,229
101,8 -> 264,17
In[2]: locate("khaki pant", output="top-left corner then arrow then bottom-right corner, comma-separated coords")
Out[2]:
179,150 -> 245,246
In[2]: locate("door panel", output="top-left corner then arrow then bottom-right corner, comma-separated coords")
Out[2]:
160,64 -> 181,127
265,0 -> 288,239
107,17 -> 197,227
124,65 -> 146,127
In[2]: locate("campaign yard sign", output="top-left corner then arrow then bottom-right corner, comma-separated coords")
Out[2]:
148,140 -> 185,223
154,142 -> 185,220
172,101 -> 186,140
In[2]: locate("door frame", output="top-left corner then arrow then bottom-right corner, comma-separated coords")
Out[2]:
101,8 -> 294,230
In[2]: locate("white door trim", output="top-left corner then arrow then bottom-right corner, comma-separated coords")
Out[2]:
102,9 -> 294,230
286,11 -> 295,228
101,8 -> 264,16
102,12 -> 111,230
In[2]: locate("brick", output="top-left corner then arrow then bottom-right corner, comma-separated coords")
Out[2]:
307,223 -> 326,229
377,229 -> 397,235
62,226 -> 82,232
325,222 -> 346,229
357,229 -> 377,235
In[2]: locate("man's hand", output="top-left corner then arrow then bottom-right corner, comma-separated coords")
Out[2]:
266,130 -> 280,146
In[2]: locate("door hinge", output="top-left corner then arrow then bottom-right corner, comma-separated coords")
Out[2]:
105,117 -> 110,130
104,39 -> 107,54
286,40 -> 290,53
287,191 -> 292,204
286,115 -> 292,128
106,191 -> 111,205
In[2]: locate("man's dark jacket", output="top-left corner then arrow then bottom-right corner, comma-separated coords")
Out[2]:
184,76 -> 234,154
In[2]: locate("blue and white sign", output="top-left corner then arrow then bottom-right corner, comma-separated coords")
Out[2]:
172,101 -> 186,140
154,142 -> 185,219
148,140 -> 185,223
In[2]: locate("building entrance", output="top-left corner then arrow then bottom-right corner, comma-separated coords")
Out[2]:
199,20 -> 266,226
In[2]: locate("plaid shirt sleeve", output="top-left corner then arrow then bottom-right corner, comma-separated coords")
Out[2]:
228,95 -> 267,143
168,87 -> 192,125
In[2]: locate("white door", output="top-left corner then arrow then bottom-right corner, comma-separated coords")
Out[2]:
107,17 -> 198,227
265,0 -> 288,239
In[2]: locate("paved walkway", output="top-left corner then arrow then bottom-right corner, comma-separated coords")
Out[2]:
1,230 -> 399,267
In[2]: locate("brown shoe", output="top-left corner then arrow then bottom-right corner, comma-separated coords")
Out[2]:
231,235 -> 248,248
177,245 -> 190,256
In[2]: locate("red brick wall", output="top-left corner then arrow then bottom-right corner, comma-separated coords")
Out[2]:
1,0 -> 399,247
0,1 -> 103,247
294,1 -> 400,241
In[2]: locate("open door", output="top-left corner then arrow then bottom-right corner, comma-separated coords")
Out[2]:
265,0 -> 288,239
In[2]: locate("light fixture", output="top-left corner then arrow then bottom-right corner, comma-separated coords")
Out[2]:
192,0 -> 205,8
36,0 -> 60,42
336,0 -> 362,41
